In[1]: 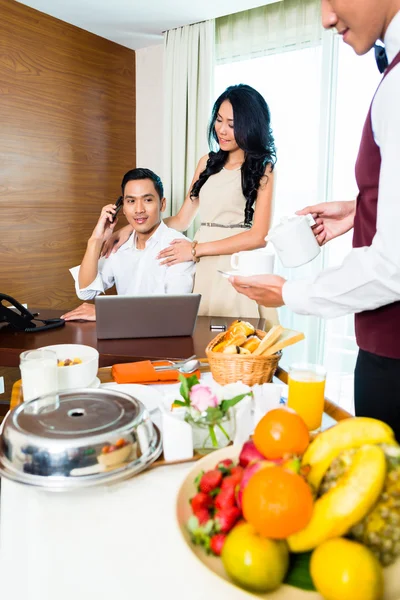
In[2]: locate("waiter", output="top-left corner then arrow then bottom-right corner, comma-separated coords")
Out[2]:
230,0 -> 400,439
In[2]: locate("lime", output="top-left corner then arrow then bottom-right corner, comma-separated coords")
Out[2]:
310,538 -> 384,600
221,522 -> 289,593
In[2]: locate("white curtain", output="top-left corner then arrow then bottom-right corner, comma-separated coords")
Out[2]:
216,0 -> 322,65
163,20 -> 215,239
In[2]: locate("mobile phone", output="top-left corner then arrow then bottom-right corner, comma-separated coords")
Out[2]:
111,196 -> 123,223
210,317 -> 228,331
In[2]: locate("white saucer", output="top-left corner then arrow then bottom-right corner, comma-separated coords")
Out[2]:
100,382 -> 162,414
218,269 -> 256,278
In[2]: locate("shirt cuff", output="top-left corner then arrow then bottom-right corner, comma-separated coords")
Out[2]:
69,266 -> 105,297
282,280 -> 314,315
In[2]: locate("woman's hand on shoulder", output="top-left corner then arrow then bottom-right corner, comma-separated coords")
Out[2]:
157,239 -> 194,265
101,224 -> 133,257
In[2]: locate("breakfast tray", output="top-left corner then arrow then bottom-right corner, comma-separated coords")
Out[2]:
10,366 -> 352,470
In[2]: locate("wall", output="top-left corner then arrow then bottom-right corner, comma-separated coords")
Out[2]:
0,0 -> 136,309
135,44 -> 164,179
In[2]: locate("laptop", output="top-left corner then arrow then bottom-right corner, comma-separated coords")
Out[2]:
95,294 -> 201,339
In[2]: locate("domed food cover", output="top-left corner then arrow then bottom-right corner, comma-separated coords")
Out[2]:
0,388 -> 162,490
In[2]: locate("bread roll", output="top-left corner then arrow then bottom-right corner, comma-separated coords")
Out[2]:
241,335 -> 261,353
223,345 -> 251,355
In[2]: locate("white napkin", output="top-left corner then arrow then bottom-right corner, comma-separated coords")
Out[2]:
252,383 -> 284,430
159,395 -> 194,462
232,395 -> 253,447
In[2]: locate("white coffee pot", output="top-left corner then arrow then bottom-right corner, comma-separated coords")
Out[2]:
266,214 -> 320,268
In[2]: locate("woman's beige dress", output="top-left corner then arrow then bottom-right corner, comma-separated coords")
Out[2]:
193,168 -> 278,329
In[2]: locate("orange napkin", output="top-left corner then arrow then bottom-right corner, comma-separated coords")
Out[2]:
111,360 -> 200,384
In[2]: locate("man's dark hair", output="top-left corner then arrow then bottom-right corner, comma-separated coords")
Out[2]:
121,168 -> 164,200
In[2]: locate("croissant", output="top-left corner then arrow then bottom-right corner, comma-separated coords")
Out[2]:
223,345 -> 251,355
227,320 -> 255,338
241,335 -> 261,353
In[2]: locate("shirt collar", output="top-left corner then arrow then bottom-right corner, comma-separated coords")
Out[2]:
124,221 -> 166,251
384,10 -> 400,64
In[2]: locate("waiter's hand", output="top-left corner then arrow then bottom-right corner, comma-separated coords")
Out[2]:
61,303 -> 96,321
297,200 -> 356,245
229,274 -> 286,307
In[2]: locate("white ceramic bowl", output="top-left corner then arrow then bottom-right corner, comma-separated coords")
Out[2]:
39,344 -> 99,391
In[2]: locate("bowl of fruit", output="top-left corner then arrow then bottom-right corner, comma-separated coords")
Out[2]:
176,408 -> 400,600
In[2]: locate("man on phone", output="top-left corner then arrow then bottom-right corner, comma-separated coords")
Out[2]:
62,168 -> 195,321
229,0 -> 400,438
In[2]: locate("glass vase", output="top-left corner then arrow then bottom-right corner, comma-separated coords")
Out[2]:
185,410 -> 236,455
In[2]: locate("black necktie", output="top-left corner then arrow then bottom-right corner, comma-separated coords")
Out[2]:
375,44 -> 389,74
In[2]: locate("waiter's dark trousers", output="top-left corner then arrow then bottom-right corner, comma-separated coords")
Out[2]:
355,349 -> 400,442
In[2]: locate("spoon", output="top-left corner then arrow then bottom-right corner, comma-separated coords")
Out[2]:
153,355 -> 196,372
154,358 -> 203,373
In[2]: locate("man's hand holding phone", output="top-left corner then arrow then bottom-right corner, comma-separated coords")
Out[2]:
91,198 -> 123,244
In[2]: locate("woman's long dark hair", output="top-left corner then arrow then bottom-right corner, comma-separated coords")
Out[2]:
191,84 -> 276,226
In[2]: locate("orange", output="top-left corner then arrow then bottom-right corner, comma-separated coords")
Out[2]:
253,407 -> 309,460
242,466 -> 314,539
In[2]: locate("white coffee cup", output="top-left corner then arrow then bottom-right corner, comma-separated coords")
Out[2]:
230,249 -> 275,275
266,214 -> 320,268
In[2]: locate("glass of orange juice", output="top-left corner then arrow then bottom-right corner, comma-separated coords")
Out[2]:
288,363 -> 326,433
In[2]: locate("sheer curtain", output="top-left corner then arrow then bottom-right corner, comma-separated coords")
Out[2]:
215,0 -> 325,367
163,20 -> 215,239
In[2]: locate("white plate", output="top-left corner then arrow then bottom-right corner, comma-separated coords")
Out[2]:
218,269 -> 255,278
100,383 -> 163,414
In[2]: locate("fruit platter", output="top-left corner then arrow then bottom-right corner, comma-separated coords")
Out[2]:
176,408 -> 400,600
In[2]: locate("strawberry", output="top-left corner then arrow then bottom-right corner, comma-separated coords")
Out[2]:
194,507 -> 211,525
215,506 -> 241,533
217,459 -> 233,474
215,485 -> 236,510
210,533 -> 227,556
221,475 -> 239,491
199,469 -> 223,494
230,465 -> 244,485
190,492 -> 214,513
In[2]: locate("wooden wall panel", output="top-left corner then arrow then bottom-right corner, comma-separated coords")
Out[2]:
0,0 -> 136,309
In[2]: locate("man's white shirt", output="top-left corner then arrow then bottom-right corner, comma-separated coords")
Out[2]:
283,11 -> 400,318
70,222 -> 195,299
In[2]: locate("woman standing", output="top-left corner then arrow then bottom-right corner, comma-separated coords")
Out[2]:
105,84 -> 278,325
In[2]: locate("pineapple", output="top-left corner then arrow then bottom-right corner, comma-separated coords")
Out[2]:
320,444 -> 400,566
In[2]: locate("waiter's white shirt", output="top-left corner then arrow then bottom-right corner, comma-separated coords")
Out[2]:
283,11 -> 400,318
70,222 -> 195,300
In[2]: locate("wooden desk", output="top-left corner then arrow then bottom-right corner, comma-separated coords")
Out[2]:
0,312 -> 265,368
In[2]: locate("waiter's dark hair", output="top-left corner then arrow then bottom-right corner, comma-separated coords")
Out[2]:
190,84 -> 276,226
121,168 -> 164,200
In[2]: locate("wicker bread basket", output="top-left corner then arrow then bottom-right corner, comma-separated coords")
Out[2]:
206,328 -> 282,386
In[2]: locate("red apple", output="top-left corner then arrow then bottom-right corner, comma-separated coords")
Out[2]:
238,440 -> 265,468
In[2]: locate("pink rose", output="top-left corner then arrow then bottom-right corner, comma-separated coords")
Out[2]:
190,384 -> 219,412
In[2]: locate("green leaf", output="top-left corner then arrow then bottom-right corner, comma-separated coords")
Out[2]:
172,399 -> 187,407
220,393 -> 250,412
284,552 -> 316,591
178,375 -> 190,404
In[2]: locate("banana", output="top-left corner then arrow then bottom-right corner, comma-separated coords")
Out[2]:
302,417 -> 395,490
288,445 -> 387,552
